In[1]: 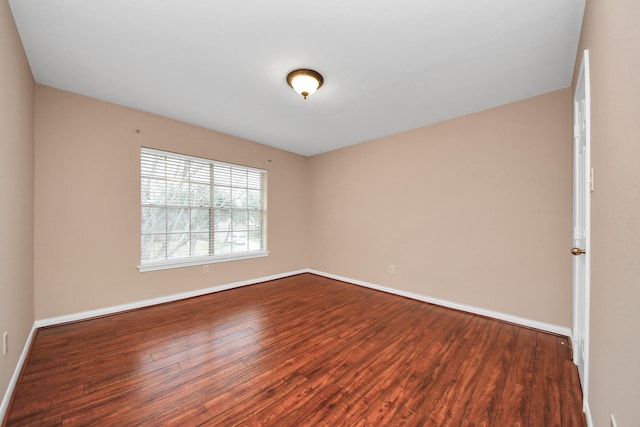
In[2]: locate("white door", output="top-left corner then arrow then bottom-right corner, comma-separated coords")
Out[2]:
572,49 -> 591,410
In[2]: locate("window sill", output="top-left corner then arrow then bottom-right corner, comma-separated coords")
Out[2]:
138,251 -> 269,272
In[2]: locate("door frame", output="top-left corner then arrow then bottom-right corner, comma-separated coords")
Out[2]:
572,48 -> 591,411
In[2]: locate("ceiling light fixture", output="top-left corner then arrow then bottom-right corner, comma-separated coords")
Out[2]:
286,69 -> 324,99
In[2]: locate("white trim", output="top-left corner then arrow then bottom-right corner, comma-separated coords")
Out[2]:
0,323 -> 37,423
137,251 -> 269,272
35,269 -> 305,328
307,269 -> 572,337
25,269 -> 574,336
584,402 -> 593,427
572,48 -> 591,413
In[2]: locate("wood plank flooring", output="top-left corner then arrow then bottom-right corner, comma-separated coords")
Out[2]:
4,273 -> 586,426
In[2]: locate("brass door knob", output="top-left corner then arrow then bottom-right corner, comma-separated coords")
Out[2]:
571,247 -> 586,256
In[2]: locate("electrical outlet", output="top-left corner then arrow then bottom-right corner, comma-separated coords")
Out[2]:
3,331 -> 8,356
610,414 -> 617,427
388,265 -> 395,274
203,265 -> 209,274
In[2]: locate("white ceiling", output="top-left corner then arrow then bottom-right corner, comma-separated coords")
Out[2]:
9,0 -> 585,156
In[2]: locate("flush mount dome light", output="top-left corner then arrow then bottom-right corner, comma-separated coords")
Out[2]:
286,69 -> 324,99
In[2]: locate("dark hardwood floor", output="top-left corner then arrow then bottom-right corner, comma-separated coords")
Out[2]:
4,273 -> 586,426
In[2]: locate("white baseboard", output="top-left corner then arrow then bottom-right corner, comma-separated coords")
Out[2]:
35,270 -> 307,328
307,269 -> 573,338
584,401 -> 593,427
0,323 -> 37,423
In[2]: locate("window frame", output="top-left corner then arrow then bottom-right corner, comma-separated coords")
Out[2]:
138,147 -> 268,272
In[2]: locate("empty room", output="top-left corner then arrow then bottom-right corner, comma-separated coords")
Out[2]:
1,0 -> 638,426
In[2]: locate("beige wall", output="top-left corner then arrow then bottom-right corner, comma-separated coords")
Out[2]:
309,89 -> 573,327
575,0 -> 640,425
34,86 -> 309,319
34,85 -> 575,330
0,0 -> 35,409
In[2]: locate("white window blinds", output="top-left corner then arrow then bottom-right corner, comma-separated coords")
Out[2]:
139,147 -> 267,271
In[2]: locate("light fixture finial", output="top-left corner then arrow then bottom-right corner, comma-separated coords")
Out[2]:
287,69 -> 323,99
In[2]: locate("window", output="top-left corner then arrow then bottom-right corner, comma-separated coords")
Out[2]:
139,147 -> 268,272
